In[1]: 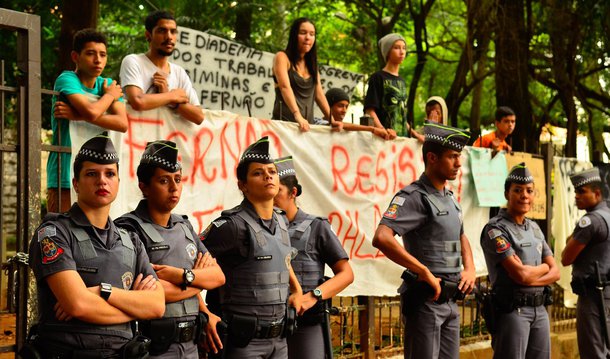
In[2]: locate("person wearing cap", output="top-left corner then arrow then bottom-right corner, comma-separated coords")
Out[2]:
480,163 -> 559,359
26,132 -> 165,358
372,122 -> 476,358
273,156 -> 354,359
115,140 -> 225,358
200,137 -> 303,358
411,96 -> 450,143
272,18 -> 342,132
364,33 -> 409,139
561,167 -> 610,359
325,88 -> 390,140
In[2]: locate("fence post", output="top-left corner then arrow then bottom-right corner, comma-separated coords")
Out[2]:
541,142 -> 553,241
358,296 -> 375,358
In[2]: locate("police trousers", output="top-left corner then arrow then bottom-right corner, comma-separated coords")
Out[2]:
576,294 -> 610,359
491,305 -> 550,359
225,336 -> 287,359
287,323 -> 325,359
402,298 -> 460,359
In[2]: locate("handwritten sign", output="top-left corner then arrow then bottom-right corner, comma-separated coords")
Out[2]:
172,28 -> 364,119
469,148 -> 508,206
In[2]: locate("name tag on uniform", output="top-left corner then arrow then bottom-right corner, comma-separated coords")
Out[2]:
520,242 -> 532,247
256,255 -> 272,261
77,267 -> 98,273
150,245 -> 170,252
437,211 -> 449,216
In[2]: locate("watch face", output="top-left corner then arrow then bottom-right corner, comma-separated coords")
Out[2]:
186,271 -> 195,282
313,289 -> 322,298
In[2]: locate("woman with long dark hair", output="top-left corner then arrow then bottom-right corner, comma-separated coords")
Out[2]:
273,156 -> 354,359
273,18 -> 341,132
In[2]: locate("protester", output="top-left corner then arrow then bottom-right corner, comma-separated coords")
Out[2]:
201,137 -> 303,358
473,106 -> 515,153
561,167 -> 610,359
272,18 -> 341,132
273,156 -> 354,359
115,140 -> 225,358
120,10 -> 204,124
364,33 -> 409,139
325,88 -> 390,140
372,121 -> 476,358
481,163 -> 559,359
412,96 -> 449,143
47,29 -> 128,213
25,132 -> 164,358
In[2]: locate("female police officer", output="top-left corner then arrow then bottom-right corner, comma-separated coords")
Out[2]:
27,132 -> 165,358
480,163 -> 560,359
273,156 -> 354,359
201,136 -> 303,359
115,140 -> 225,358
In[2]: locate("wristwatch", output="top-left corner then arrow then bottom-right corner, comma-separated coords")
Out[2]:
182,268 -> 195,290
313,288 -> 323,301
100,283 -> 112,301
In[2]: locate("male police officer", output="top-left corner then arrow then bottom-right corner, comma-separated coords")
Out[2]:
115,140 -> 225,358
481,163 -> 560,359
27,132 -> 165,358
372,121 -> 476,359
561,167 -> 610,359
201,137 -> 303,358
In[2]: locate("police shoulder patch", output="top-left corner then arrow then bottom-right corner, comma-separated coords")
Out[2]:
495,236 -> 511,254
383,204 -> 399,219
40,237 -> 64,264
391,196 -> 406,206
213,219 -> 227,228
578,216 -> 592,228
487,228 -> 503,239
38,225 -> 57,242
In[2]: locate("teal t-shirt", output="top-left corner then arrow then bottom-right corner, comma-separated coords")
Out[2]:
46,71 -> 123,189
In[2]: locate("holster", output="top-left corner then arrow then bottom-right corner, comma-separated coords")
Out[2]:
544,286 -> 554,305
194,311 -> 209,345
297,300 -> 325,326
282,307 -> 297,338
19,325 -> 42,359
140,318 -> 177,356
119,334 -> 151,359
227,313 -> 257,348
479,291 -> 498,335
436,280 -> 464,304
402,281 -> 434,315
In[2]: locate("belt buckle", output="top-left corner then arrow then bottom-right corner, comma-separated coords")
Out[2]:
267,321 -> 283,338
178,321 -> 196,342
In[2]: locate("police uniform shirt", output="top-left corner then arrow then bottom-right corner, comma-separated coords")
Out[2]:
115,199 -> 208,267
29,203 -> 156,325
481,208 -> 552,291
571,201 -> 610,279
290,209 -> 348,267
201,199 -> 289,318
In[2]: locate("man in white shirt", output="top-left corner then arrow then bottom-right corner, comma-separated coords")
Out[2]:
120,10 -> 204,124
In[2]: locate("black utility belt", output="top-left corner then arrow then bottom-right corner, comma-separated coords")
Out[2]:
571,276 -> 609,295
255,319 -> 285,339
224,313 -> 286,339
140,318 -> 197,343
513,292 -> 546,307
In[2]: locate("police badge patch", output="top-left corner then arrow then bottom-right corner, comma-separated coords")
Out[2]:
495,237 -> 511,253
384,204 -> 399,219
185,243 -> 197,260
578,216 -> 591,228
38,225 -> 56,241
40,237 -> 64,264
122,272 -> 133,289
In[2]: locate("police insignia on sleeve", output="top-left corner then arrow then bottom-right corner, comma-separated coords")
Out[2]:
391,196 -> 406,206
495,237 -> 511,253
38,225 -> 56,241
578,216 -> 591,228
121,272 -> 133,289
185,243 -> 197,260
40,237 -> 64,264
384,204 -> 399,219
199,223 -> 212,241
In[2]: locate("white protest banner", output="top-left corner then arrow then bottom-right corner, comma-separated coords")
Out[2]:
552,157 -> 591,307
171,28 -> 364,119
71,107 -> 495,296
469,148 -> 508,206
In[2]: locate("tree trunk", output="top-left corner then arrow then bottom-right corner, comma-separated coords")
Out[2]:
234,2 -> 253,46
57,0 -> 99,74
494,0 -> 534,152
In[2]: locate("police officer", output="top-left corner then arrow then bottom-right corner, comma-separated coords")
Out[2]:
561,167 -> 610,359
481,163 -> 560,359
27,132 -> 165,358
201,136 -> 303,359
372,121 -> 476,359
115,140 -> 225,358
273,156 -> 354,359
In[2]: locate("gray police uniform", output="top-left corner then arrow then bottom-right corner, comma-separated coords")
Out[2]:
570,201 -> 610,359
480,209 -> 553,359
202,199 -> 293,359
115,199 -> 208,359
380,174 -> 463,359
286,209 -> 349,359
28,203 -> 156,355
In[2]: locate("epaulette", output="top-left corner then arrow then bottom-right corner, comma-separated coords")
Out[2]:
41,211 -> 69,222
221,205 -> 242,216
402,181 -> 422,195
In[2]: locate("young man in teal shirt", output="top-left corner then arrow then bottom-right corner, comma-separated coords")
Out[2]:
47,29 -> 128,212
